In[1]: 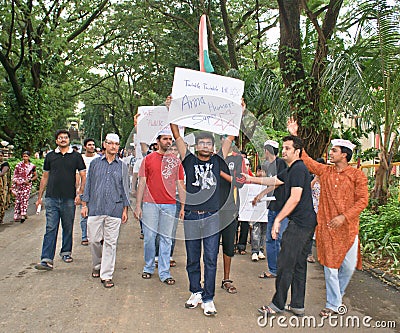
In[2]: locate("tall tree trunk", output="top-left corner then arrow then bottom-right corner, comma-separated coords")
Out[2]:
277,0 -> 343,158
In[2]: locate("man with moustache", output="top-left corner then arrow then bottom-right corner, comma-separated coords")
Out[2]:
134,129 -> 185,286
35,129 -> 86,270
81,133 -> 129,288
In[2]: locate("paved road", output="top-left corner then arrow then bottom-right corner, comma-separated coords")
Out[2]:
0,198 -> 398,333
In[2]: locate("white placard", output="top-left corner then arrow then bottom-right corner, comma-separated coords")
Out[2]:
169,67 -> 244,136
137,106 -> 184,144
238,184 -> 275,222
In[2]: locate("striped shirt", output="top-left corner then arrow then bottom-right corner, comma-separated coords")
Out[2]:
82,155 -> 129,218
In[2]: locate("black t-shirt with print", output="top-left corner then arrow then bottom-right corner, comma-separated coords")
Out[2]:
183,152 -> 225,212
277,159 -> 316,229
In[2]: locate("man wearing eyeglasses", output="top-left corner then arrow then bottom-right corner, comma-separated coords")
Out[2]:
167,96 -> 237,317
81,133 -> 130,288
35,129 -> 86,271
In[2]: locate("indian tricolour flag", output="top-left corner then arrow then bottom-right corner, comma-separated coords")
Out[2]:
198,14 -> 214,73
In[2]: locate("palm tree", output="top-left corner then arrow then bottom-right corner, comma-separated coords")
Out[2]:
323,0 -> 400,206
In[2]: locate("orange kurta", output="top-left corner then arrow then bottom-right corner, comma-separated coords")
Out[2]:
302,151 -> 368,269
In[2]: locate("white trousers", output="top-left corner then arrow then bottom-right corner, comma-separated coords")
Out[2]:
87,215 -> 121,280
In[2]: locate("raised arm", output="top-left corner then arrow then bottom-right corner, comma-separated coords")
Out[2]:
241,173 -> 283,187
166,96 -> 187,160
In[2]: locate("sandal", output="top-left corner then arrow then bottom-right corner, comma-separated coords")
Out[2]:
258,305 -> 277,316
163,277 -> 176,285
221,279 -> 237,294
170,259 -> 176,267
319,308 -> 338,318
81,240 -> 89,246
101,279 -> 114,288
61,255 -> 73,263
34,262 -> 53,271
142,272 -> 152,279
259,271 -> 276,279
307,255 -> 316,263
91,269 -> 100,278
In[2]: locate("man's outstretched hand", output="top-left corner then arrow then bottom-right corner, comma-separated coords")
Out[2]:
287,117 -> 298,136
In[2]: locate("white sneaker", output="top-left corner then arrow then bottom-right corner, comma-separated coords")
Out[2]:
252,253 -> 259,261
201,301 -> 217,316
258,251 -> 266,260
185,292 -> 202,309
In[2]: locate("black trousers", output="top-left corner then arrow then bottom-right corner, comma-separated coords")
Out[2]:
271,221 -> 314,310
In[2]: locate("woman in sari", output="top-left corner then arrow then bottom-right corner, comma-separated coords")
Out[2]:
12,151 -> 38,223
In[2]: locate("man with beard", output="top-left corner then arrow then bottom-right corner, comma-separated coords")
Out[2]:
134,129 -> 185,286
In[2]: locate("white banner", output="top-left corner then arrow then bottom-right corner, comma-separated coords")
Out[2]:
169,67 -> 244,136
137,106 -> 183,144
238,184 -> 275,222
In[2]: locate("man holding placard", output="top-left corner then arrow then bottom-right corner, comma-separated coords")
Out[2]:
167,96 -> 236,316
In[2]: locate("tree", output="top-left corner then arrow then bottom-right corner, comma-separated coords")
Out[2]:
0,0 -> 109,152
323,0 -> 400,205
277,0 -> 344,158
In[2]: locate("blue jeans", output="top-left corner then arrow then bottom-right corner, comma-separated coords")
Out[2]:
142,202 -> 175,281
155,200 -> 180,257
267,210 -> 289,275
80,210 -> 88,241
40,197 -> 76,263
184,211 -> 219,303
324,235 -> 358,312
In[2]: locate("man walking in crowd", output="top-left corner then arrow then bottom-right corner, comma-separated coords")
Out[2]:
168,96 -> 237,316
243,135 -> 316,317
219,134 -> 246,294
79,138 -> 99,246
287,119 -> 368,317
35,130 -> 86,270
134,130 -> 185,286
253,140 -> 288,278
81,133 -> 129,288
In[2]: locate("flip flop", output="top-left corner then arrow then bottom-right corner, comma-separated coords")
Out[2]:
319,308 -> 338,318
258,305 -> 277,316
91,269 -> 100,278
259,271 -> 276,279
142,272 -> 152,279
34,262 -> 53,271
163,277 -> 176,285
101,279 -> 114,288
62,255 -> 73,263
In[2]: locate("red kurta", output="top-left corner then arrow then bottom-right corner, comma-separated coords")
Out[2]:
302,151 -> 368,269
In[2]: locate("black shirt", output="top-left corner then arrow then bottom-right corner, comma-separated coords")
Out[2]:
182,152 -> 225,212
277,159 -> 316,229
262,157 -> 287,211
44,148 -> 86,199
219,152 -> 245,211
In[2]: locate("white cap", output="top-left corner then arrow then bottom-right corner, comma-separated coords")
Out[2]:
331,139 -> 356,151
157,128 -> 173,138
105,133 -> 120,143
264,140 -> 279,149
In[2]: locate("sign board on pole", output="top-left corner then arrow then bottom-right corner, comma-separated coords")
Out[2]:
169,67 -> 244,136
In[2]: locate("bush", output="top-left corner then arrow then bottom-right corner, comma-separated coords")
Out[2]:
359,198 -> 400,274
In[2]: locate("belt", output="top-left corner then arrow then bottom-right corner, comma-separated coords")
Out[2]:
189,210 -> 217,214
